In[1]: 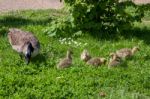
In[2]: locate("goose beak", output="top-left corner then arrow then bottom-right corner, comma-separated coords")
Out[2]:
25,52 -> 31,65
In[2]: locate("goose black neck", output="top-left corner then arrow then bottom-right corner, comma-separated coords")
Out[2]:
25,42 -> 34,65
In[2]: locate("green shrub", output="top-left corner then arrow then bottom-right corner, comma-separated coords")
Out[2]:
45,0 -> 144,37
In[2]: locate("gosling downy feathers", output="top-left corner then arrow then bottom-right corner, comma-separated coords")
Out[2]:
116,46 -> 140,59
8,28 -> 40,64
57,50 -> 73,69
108,53 -> 122,68
80,49 -> 91,62
86,57 -> 106,67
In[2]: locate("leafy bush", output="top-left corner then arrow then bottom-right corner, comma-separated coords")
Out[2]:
44,16 -> 74,37
46,0 -> 144,37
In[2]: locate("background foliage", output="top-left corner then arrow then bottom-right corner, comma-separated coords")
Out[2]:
45,0 -> 144,37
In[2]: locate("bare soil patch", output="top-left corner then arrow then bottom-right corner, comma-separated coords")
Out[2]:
0,0 -> 63,12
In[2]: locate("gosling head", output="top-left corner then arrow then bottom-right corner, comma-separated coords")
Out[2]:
83,49 -> 88,53
100,58 -> 107,64
81,49 -> 91,62
109,52 -> 115,57
66,49 -> 73,59
132,46 -> 140,54
109,52 -> 121,60
109,52 -> 117,59
23,42 -> 34,65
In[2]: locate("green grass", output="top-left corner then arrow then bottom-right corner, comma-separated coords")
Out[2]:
0,9 -> 150,98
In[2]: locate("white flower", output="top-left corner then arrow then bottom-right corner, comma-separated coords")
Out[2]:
68,37 -> 71,40
78,42 -> 82,45
60,42 -> 64,44
84,43 -> 88,46
59,39 -> 62,42
74,41 -> 77,44
62,38 -> 67,42
68,41 -> 71,45
64,41 -> 68,44
71,39 -> 74,42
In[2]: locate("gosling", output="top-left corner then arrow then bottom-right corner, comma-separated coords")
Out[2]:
57,50 -> 73,69
80,49 -> 91,62
8,28 -> 40,64
86,57 -> 106,67
116,46 -> 140,59
108,53 -> 122,68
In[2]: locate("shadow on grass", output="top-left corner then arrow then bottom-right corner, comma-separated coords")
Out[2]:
141,55 -> 150,61
0,27 -> 7,37
0,16 -> 52,26
31,53 -> 47,66
0,15 -> 52,36
139,3 -> 150,11
86,26 -> 150,44
121,26 -> 150,45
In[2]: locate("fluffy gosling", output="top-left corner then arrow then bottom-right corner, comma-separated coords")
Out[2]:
57,50 -> 73,69
116,46 -> 140,59
80,49 -> 91,62
108,53 -> 122,68
86,57 -> 106,67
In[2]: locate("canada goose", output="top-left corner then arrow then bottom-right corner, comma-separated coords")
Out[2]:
86,57 -> 106,67
57,50 -> 73,69
108,53 -> 122,68
116,46 -> 140,59
8,28 -> 40,64
80,49 -> 91,62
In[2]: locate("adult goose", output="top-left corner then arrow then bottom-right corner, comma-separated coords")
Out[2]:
8,28 -> 40,64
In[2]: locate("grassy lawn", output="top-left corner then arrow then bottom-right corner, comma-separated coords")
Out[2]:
0,9 -> 150,98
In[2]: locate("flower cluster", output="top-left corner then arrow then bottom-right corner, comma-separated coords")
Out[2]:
58,37 -> 88,47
